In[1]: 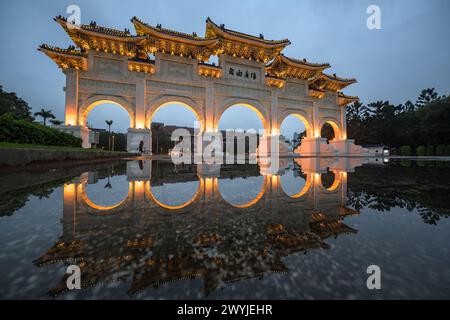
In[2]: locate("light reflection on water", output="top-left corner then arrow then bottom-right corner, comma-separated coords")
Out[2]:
0,158 -> 449,299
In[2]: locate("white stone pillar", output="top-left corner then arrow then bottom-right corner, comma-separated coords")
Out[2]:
135,76 -> 146,129
312,101 -> 320,138
64,69 -> 79,126
293,101 -> 322,156
340,105 -> 347,140
127,128 -> 152,153
270,90 -> 278,137
205,81 -> 214,132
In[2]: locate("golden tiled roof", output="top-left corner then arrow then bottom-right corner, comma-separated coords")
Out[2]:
128,58 -> 156,74
198,63 -> 222,78
205,17 -> 290,62
309,73 -> 357,92
131,17 -> 219,61
338,92 -> 359,106
42,15 -> 357,87
266,54 -> 330,80
54,16 -> 147,57
132,17 -> 217,43
39,44 -> 88,71
311,220 -> 358,239
205,17 -> 290,46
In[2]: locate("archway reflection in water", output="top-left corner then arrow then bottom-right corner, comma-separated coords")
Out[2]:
147,180 -> 201,210
1,158 -> 450,299
83,174 -> 130,211
218,176 -> 266,208
280,168 -> 308,198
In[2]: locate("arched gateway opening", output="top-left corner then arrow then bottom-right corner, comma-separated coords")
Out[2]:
84,101 -> 132,151
320,120 -> 341,143
280,113 -> 313,153
148,101 -> 202,155
218,103 -> 267,160
218,175 -> 266,208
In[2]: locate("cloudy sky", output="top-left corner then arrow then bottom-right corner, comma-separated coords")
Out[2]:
0,0 -> 449,139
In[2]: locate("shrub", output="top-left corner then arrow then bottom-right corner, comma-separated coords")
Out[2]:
0,113 -> 81,147
416,146 -> 426,156
400,146 -> 411,156
436,145 -> 446,156
445,145 -> 450,156
426,145 -> 435,156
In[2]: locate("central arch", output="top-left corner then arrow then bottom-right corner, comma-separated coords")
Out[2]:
216,100 -> 269,134
146,96 -> 204,131
217,175 -> 267,208
145,180 -> 202,210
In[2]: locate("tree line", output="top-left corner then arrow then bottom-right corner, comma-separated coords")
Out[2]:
0,85 -> 63,126
0,85 -> 80,147
346,88 -> 450,155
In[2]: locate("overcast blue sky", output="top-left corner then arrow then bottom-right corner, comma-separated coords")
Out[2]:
0,0 -> 449,138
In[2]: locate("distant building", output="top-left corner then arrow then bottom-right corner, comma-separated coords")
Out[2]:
363,144 -> 389,157
151,123 -> 262,155
88,128 -> 106,147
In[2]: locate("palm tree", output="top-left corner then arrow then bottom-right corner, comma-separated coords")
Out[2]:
105,120 -> 113,151
34,108 -> 55,126
152,123 -> 163,154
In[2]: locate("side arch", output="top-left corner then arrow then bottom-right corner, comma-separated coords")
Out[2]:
319,118 -> 342,140
146,95 -> 204,131
79,95 -> 135,128
319,171 -> 342,192
278,110 -> 314,138
78,182 -> 133,213
287,173 -> 313,199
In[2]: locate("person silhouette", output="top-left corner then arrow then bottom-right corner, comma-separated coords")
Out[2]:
139,140 -> 144,154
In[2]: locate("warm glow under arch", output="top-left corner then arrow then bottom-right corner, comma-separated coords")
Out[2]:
78,182 -> 132,212
279,112 -> 314,138
146,97 -> 204,131
319,119 -> 342,141
280,173 -> 313,199
320,171 -> 342,192
145,180 -> 202,210
217,176 -> 267,208
216,101 -> 269,135
79,97 -> 135,128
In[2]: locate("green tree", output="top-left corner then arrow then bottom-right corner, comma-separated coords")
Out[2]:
416,88 -> 439,108
416,146 -> 426,156
33,108 -> 55,126
152,123 -> 164,154
0,85 -> 34,120
346,89 -> 449,149
320,123 -> 335,142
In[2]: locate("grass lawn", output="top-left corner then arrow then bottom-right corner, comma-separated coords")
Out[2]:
0,142 -> 127,153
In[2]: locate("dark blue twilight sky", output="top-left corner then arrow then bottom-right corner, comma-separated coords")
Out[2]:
0,0 -> 449,137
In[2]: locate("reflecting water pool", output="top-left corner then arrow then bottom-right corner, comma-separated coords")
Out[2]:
0,158 -> 449,299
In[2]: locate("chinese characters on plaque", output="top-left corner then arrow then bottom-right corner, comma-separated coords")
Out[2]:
227,66 -> 259,81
